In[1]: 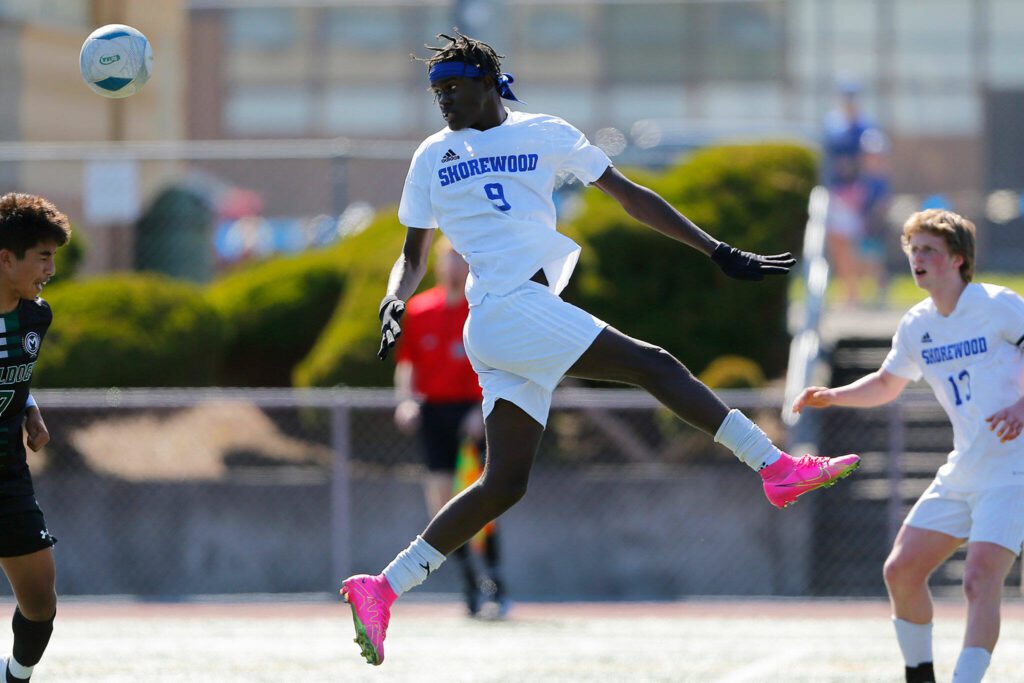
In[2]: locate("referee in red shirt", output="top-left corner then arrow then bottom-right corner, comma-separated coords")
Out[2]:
393,238 -> 507,618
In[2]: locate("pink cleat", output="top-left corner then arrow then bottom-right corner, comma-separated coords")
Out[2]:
760,452 -> 860,509
340,574 -> 397,666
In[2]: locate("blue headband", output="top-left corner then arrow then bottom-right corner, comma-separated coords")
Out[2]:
427,61 -> 524,103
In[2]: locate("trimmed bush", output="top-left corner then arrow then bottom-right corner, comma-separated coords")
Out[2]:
206,248 -> 346,387
35,274 -> 225,387
293,215 -> 410,387
564,144 -> 815,377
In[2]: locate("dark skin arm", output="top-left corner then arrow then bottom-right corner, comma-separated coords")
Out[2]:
592,166 -> 719,255
384,227 -> 434,302
377,227 -> 434,360
591,165 -> 795,278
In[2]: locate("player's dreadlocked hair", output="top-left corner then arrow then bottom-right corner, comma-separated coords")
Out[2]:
418,31 -> 504,85
0,193 -> 70,258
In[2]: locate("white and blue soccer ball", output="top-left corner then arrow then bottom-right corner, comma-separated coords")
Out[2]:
79,24 -> 153,99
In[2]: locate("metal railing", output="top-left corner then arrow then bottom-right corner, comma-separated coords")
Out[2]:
14,386 -> 975,599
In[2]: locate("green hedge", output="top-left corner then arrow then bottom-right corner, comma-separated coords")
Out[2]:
51,226 -> 86,285
206,248 -> 345,386
563,144 -> 815,377
30,143 -> 814,389
292,216 -> 409,387
34,274 -> 225,387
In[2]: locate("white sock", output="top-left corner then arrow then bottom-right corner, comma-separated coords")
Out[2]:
382,535 -> 447,597
6,654 -> 33,680
892,618 -> 933,666
713,409 -> 782,471
952,647 -> 991,683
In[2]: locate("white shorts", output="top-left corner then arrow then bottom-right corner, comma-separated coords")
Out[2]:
463,281 -> 607,427
904,479 -> 1024,555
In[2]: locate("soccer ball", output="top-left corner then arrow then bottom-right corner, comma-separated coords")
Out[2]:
79,24 -> 153,99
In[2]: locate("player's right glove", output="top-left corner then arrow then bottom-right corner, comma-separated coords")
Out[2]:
378,294 -> 406,361
711,241 -> 796,281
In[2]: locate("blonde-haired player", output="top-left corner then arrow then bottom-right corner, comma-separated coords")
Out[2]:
794,209 -> 1024,683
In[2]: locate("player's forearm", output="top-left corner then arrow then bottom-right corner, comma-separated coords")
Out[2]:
827,371 -> 903,408
385,254 -> 427,302
394,362 -> 415,402
622,184 -> 718,255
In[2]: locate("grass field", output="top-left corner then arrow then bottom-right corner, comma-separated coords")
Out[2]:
13,597 -> 1024,682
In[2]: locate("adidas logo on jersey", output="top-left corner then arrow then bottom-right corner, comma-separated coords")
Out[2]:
441,149 -> 460,163
921,332 -> 933,344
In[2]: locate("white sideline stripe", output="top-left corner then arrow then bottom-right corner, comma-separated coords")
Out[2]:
711,649 -> 803,683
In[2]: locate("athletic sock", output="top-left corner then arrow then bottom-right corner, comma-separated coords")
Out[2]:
713,409 -> 782,471
381,535 -> 446,597
952,647 -> 991,683
8,607 -> 54,681
893,618 -> 933,667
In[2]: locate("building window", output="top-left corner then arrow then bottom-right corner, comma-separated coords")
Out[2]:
226,8 -> 297,50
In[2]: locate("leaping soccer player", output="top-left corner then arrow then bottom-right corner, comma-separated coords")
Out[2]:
342,31 -> 861,666
794,209 -> 1024,683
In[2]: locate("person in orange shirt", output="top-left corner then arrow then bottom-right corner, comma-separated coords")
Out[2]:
393,237 -> 506,618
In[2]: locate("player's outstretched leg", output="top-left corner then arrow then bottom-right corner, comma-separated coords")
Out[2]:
567,326 -> 860,508
339,574 -> 397,666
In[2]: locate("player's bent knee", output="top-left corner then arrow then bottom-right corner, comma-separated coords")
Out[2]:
962,568 -> 1003,603
883,555 -> 925,589
19,591 -> 56,621
479,473 -> 529,511
626,344 -> 681,386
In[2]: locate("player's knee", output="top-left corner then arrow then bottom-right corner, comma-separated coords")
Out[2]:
883,554 -> 922,589
480,472 -> 529,511
627,344 -> 680,385
19,589 -> 56,621
962,566 -> 1002,603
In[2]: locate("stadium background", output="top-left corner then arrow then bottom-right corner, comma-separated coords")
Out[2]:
1,0 -> 1023,608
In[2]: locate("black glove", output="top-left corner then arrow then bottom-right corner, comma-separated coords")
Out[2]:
711,242 -> 796,281
378,294 -> 406,361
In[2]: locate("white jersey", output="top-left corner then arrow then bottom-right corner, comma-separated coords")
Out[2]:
398,110 -> 612,305
882,283 -> 1024,490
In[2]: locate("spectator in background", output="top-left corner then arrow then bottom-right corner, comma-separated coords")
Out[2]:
822,81 -> 889,306
859,127 -> 893,306
392,237 -> 507,618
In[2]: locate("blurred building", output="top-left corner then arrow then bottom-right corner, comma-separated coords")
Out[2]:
0,0 -> 188,273
186,1 -> 1024,262
2,0 -> 1024,271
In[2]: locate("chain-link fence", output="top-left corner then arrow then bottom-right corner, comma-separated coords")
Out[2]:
8,386 -> 1015,601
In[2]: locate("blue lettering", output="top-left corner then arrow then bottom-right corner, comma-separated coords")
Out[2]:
920,335 -> 990,366
436,152 -> 542,186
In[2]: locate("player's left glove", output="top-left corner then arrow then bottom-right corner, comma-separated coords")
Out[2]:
378,294 -> 406,361
711,242 -> 796,281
